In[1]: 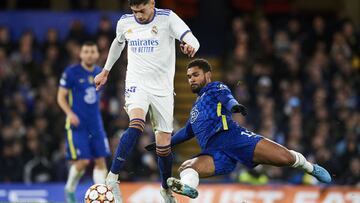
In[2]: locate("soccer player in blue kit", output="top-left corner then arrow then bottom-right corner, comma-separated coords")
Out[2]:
57,42 -> 111,203
146,58 -> 332,199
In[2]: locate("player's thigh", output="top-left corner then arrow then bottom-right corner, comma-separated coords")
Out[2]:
253,138 -> 295,166
179,155 -> 215,178
65,127 -> 92,160
148,94 -> 174,133
124,84 -> 149,120
72,159 -> 91,171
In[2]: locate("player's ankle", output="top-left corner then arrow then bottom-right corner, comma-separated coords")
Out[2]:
106,171 -> 119,182
180,168 -> 199,188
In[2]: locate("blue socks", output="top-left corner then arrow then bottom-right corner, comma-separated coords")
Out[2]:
156,144 -> 173,189
110,118 -> 145,174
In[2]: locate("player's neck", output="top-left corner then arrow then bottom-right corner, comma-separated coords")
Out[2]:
81,62 -> 95,71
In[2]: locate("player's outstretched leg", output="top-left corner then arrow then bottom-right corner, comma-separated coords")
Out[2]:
106,118 -> 145,203
167,177 -> 199,199
253,138 -> 332,183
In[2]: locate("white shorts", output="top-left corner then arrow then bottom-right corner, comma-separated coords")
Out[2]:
124,84 -> 174,133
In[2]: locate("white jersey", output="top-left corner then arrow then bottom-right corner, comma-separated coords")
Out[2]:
116,8 -> 191,96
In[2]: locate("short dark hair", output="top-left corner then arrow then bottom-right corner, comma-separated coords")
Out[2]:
82,41 -> 97,47
187,58 -> 212,72
128,0 -> 150,6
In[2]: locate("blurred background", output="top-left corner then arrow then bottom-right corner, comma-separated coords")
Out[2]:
0,0 -> 359,202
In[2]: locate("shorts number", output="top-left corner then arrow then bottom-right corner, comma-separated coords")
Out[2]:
241,129 -> 257,137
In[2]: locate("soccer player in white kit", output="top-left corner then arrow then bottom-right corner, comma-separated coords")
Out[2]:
94,0 -> 200,202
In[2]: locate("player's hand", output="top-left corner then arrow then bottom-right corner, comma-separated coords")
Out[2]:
231,104 -> 248,116
94,70 -> 109,91
67,112 -> 80,126
144,142 -> 156,151
180,43 -> 196,57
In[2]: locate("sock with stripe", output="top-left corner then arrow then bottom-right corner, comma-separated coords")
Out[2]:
156,144 -> 173,189
110,118 -> 145,174
290,150 -> 314,173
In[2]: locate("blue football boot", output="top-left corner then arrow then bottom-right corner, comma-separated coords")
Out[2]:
167,177 -> 198,199
311,164 -> 332,183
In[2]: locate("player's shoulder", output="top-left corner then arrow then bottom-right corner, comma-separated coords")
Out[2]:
209,81 -> 230,92
119,13 -> 134,20
63,64 -> 81,74
155,8 -> 172,17
117,13 -> 135,25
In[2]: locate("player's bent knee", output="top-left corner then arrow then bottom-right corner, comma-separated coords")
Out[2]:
178,160 -> 195,173
75,159 -> 91,170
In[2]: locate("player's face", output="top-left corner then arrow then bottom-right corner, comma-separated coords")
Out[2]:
80,45 -> 99,67
187,66 -> 210,93
130,0 -> 155,23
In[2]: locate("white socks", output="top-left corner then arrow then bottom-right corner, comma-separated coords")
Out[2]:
65,165 -> 85,192
180,168 -> 199,189
106,171 -> 119,183
93,168 -> 107,184
290,150 -> 314,173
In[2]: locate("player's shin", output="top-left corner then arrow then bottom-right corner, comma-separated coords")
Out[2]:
180,168 -> 199,189
109,118 -> 145,175
289,150 -> 314,173
156,144 -> 173,189
65,165 -> 85,192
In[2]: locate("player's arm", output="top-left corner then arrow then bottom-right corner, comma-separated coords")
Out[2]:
94,20 -> 126,90
57,87 -> 80,126
169,11 -> 200,57
145,122 -> 195,151
172,122 -> 195,145
215,84 -> 247,116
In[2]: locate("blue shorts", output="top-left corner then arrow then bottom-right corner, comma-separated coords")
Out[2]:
196,125 -> 263,176
65,124 -> 111,160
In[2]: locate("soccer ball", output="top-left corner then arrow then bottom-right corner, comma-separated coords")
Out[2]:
84,184 -> 114,203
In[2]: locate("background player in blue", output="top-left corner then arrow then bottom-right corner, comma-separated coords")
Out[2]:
57,41 -> 111,203
146,58 -> 332,199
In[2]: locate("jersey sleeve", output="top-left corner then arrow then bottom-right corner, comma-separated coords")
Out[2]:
168,10 -> 191,42
214,83 -> 239,112
171,121 -> 195,146
59,68 -> 75,89
115,19 -> 126,43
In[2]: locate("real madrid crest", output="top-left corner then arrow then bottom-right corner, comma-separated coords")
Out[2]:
151,26 -> 158,35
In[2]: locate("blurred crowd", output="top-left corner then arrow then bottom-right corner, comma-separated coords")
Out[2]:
0,12 -> 359,186
224,15 -> 359,186
0,16 -> 159,183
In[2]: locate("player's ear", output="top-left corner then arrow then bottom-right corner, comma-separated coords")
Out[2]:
150,0 -> 155,7
205,71 -> 212,83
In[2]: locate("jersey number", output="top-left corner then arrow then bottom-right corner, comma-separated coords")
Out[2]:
84,87 -> 96,104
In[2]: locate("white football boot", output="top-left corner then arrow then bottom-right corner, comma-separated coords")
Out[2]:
106,179 -> 123,203
160,187 -> 178,203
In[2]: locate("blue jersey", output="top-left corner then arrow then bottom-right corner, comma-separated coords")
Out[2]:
185,81 -> 240,149
59,64 -> 103,129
